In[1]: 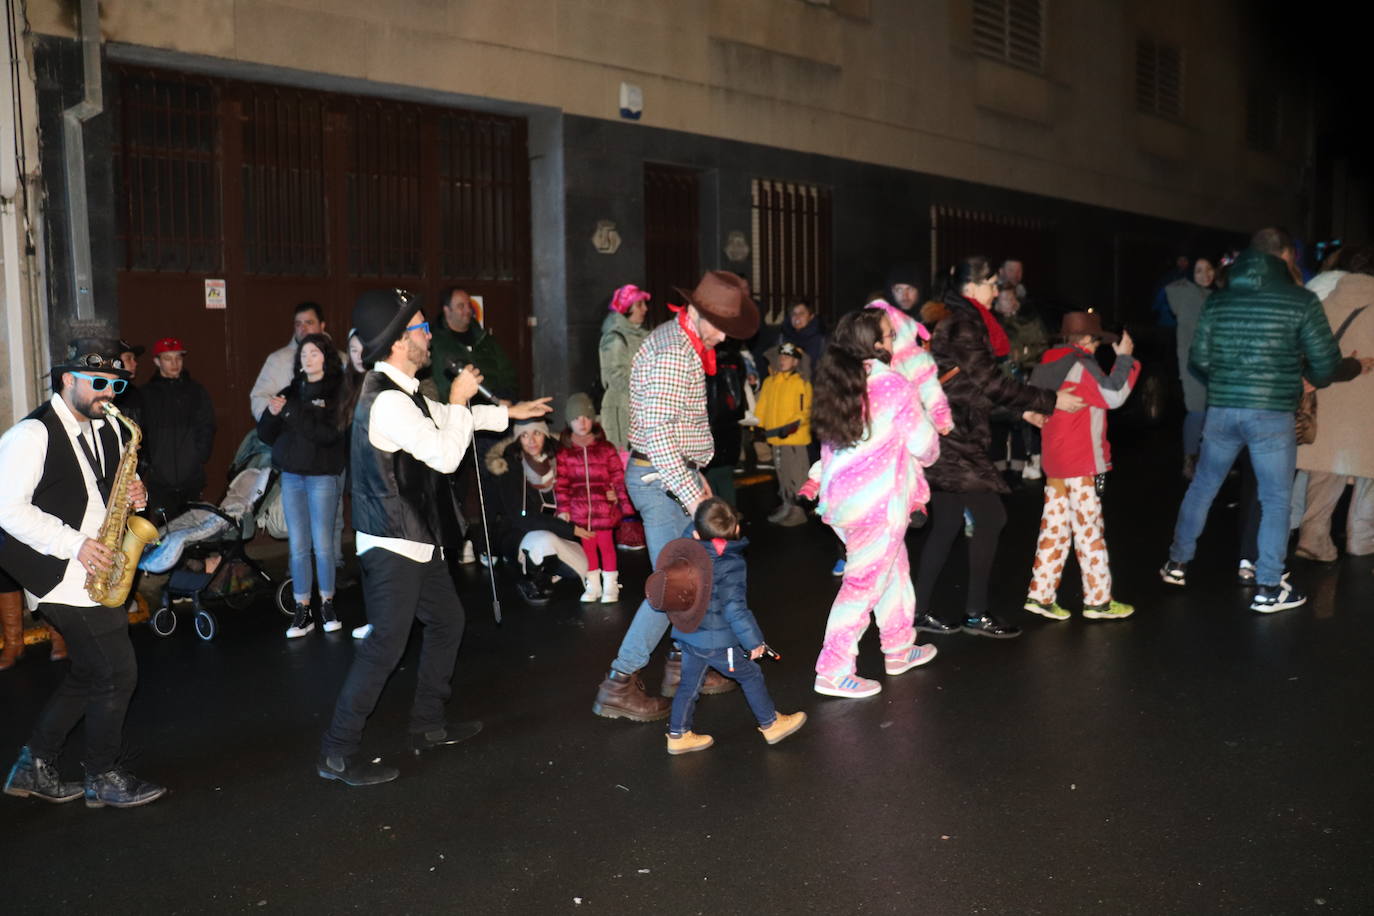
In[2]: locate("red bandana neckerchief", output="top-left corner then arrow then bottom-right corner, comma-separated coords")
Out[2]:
965,296 -> 1011,358
671,305 -> 717,376
711,538 -> 728,556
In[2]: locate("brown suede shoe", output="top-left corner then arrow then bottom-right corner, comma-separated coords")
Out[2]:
592,670 -> 671,722
660,652 -> 740,698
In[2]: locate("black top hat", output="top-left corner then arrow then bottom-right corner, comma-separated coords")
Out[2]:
353,288 -> 421,365
54,338 -> 134,379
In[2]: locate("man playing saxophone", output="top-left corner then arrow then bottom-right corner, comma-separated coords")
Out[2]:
0,338 -> 166,809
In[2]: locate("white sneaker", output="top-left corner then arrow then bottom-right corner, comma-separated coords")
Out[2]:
460,541 -> 476,564
351,623 -> 373,640
1022,455 -> 1043,480
579,574 -> 602,602
600,570 -> 620,603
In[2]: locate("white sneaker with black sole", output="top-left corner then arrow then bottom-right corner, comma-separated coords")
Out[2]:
1250,581 -> 1307,614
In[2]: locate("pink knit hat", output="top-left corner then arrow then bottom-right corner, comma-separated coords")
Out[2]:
609,284 -> 651,314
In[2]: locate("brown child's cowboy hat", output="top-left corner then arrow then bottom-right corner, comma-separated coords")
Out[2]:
645,538 -> 714,634
674,270 -> 760,340
1058,311 -> 1119,345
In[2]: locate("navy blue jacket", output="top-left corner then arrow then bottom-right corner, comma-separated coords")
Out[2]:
671,527 -> 766,651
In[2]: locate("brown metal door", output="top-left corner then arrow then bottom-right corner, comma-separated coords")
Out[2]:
113,67 -> 531,499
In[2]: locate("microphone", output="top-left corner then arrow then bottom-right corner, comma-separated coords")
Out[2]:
444,358 -> 498,402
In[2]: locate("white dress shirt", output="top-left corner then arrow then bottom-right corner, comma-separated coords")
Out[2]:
355,361 -> 509,562
0,394 -> 126,608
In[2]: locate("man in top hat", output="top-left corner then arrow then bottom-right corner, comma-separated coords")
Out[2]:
318,289 -> 550,787
591,270 -> 760,722
139,336 -> 216,519
0,338 -> 166,809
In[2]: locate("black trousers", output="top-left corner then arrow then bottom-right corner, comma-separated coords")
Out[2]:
915,491 -> 1008,618
321,548 -> 466,759
28,603 -> 137,774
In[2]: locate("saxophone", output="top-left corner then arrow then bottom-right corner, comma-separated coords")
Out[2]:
85,402 -> 160,608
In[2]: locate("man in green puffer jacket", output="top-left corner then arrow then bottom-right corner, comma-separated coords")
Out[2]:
1162,227 -> 1370,614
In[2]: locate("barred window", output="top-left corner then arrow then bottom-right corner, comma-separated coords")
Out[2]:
643,164 -> 701,324
930,205 -> 1056,299
1245,85 -> 1280,153
972,0 -> 1045,72
347,101 -> 423,278
439,113 -> 527,282
242,88 -> 328,276
114,72 -> 221,272
1136,37 -> 1185,120
751,179 -> 832,327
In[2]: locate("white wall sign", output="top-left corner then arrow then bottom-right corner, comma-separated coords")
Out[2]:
205,279 -> 226,309
592,220 -> 622,254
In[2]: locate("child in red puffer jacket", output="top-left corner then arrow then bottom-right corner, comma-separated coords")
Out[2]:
556,393 -> 632,603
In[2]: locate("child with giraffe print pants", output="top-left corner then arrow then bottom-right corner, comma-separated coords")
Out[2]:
1024,312 -> 1141,622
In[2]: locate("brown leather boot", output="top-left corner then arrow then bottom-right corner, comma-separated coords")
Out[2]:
0,591 -> 24,671
46,626 -> 68,662
660,650 -> 739,698
591,670 -> 671,721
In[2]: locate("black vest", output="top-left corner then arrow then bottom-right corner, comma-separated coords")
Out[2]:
351,372 -> 463,546
0,403 -> 120,598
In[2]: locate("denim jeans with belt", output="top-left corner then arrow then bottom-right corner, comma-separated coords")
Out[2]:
611,461 -> 693,676
669,642 -> 777,735
280,471 -> 341,601
1169,407 -> 1297,586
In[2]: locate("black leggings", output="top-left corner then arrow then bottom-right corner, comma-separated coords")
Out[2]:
915,490 -> 1008,618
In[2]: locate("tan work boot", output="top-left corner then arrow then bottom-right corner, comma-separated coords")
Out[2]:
666,731 -> 714,755
0,591 -> 25,670
758,711 -> 807,745
47,626 -> 68,662
660,651 -> 739,698
591,670 -> 671,721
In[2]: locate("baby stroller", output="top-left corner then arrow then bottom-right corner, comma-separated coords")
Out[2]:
139,432 -> 280,640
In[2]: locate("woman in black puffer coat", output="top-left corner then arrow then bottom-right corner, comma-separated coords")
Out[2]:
257,333 -> 348,637
915,256 -> 1082,638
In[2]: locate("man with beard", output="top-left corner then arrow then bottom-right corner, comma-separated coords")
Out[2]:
317,290 -> 551,786
1,339 -> 165,808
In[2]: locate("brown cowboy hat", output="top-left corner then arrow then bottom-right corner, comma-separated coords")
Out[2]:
645,538 -> 714,633
673,271 -> 760,340
1058,311 -> 1119,344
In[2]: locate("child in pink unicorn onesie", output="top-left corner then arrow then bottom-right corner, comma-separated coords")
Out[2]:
803,308 -> 948,698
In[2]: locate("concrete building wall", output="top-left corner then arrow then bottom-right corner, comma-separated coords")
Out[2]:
27,0 -> 1297,234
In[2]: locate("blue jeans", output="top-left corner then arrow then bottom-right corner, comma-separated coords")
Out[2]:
668,642 -> 776,735
611,462 -> 694,675
280,471 -> 341,601
1169,407 -> 1296,586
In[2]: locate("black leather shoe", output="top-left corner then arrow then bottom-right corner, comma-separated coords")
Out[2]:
410,721 -> 483,755
915,613 -> 959,634
317,754 -> 399,787
84,768 -> 168,808
962,614 -> 1022,639
515,573 -> 552,606
4,746 -> 83,803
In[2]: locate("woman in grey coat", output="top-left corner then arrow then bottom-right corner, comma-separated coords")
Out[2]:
598,284 -> 652,451
1165,257 -> 1215,479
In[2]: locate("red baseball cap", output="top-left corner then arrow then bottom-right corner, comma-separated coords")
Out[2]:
152,337 -> 187,355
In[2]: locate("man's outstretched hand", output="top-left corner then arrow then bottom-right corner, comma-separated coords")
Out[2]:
508,397 -> 553,420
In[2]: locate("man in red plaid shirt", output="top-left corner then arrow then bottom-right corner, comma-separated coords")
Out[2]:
592,271 -> 760,721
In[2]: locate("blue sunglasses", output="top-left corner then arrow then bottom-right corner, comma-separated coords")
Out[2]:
70,371 -> 128,394
404,320 -> 431,335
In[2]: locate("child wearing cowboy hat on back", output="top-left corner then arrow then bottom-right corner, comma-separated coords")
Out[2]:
647,497 -> 806,755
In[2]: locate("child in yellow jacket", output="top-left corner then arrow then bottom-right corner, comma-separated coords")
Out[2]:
756,342 -> 813,526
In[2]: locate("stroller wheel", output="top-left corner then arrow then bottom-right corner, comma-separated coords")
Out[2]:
275,578 -> 296,617
194,609 -> 218,641
151,605 -> 177,637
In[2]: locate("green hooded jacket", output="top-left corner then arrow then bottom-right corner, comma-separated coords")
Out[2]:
427,321 -> 518,402
1189,249 -> 1343,412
